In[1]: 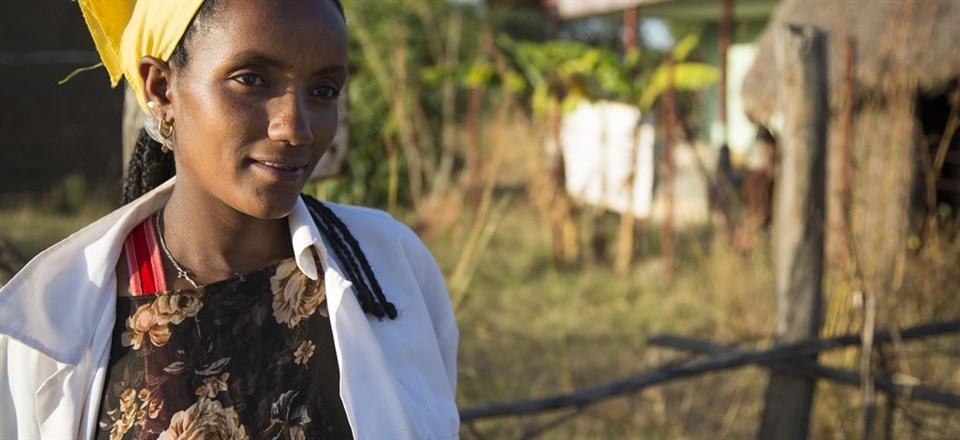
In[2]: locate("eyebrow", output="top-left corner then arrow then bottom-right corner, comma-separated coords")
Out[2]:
230,51 -> 347,76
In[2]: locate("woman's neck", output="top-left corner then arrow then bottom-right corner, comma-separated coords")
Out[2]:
159,183 -> 293,285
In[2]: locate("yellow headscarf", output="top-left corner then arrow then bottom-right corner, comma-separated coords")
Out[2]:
78,0 -> 205,112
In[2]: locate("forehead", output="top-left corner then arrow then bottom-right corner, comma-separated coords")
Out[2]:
187,0 -> 347,69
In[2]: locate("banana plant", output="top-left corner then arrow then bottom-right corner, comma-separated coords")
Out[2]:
499,32 -> 719,113
636,34 -> 719,109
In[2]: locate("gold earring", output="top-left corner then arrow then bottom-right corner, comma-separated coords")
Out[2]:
158,119 -> 175,153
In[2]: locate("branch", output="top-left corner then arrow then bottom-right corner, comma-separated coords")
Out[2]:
649,334 -> 960,409
459,320 -> 960,421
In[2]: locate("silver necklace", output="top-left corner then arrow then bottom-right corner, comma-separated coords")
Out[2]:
154,211 -> 202,289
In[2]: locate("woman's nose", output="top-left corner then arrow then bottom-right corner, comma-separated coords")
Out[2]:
267,91 -> 314,147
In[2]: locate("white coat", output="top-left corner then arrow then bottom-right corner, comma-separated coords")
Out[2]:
0,178 -> 459,439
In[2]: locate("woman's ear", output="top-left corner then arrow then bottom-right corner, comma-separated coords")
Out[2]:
139,56 -> 174,120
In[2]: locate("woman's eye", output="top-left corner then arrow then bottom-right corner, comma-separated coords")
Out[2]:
232,73 -> 267,87
312,85 -> 341,99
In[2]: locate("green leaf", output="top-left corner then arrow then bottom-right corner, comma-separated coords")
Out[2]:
624,47 -> 642,69
637,61 -> 718,109
672,33 -> 700,61
462,60 -> 494,88
420,65 -> 452,87
532,85 -> 553,117
672,62 -> 720,90
561,91 -> 586,114
505,70 -> 528,94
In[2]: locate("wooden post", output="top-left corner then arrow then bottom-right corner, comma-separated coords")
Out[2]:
622,7 -> 638,54
836,37 -> 855,262
464,85 -> 483,205
660,54 -> 677,281
614,6 -> 642,273
757,25 -> 828,440
718,0 -> 734,144
614,121 -> 639,273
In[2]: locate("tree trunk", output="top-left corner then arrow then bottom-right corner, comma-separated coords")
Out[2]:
758,24 -> 828,440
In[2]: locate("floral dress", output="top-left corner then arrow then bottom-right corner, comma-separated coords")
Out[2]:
95,255 -> 353,439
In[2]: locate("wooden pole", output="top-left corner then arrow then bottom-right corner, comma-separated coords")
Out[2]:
614,122 -> 639,273
622,7 -> 639,54
464,86 -> 483,206
614,6 -> 642,273
840,37 -> 855,245
757,24 -> 828,440
661,54 -> 677,280
718,0 -> 734,144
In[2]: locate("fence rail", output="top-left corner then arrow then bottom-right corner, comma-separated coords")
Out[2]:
460,320 -> 960,421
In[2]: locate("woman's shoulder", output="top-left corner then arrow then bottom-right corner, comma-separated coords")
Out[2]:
302,196 -> 421,246
0,193 -> 167,365
6,198 -> 151,287
301,197 -> 446,292
5,204 -> 130,289
8,182 -> 172,288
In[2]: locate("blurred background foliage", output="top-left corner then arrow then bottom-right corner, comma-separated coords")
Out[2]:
320,0 -> 717,211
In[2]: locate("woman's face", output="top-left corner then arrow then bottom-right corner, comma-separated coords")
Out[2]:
166,0 -> 347,219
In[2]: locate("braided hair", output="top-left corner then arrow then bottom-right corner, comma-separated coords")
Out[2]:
123,130 -> 176,204
120,0 -> 396,320
303,196 -> 398,320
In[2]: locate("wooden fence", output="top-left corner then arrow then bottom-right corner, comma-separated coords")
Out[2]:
459,320 -> 960,437
459,24 -> 958,440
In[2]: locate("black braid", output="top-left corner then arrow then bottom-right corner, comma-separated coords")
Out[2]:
314,216 -> 379,314
303,195 -> 398,320
305,196 -> 395,319
123,130 -> 176,204
306,200 -> 390,319
313,201 -> 396,317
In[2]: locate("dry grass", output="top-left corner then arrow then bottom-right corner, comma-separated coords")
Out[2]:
427,198 -> 960,439
424,201 -> 782,438
0,202 -> 114,264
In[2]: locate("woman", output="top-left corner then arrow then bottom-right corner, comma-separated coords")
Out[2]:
0,0 -> 459,438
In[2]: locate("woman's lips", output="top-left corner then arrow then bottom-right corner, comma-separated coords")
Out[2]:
249,158 -> 307,182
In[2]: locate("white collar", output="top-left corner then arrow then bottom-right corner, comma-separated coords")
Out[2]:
87,177 -> 325,282
0,176 -> 331,365
287,194 -> 323,281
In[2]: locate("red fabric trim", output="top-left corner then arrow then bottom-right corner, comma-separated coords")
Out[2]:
123,218 -> 168,296
124,231 -> 142,295
143,218 -> 168,293
134,223 -> 156,293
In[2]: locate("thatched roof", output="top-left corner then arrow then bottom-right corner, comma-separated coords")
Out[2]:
742,0 -> 960,124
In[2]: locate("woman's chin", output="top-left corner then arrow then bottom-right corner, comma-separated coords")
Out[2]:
236,190 -> 303,220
